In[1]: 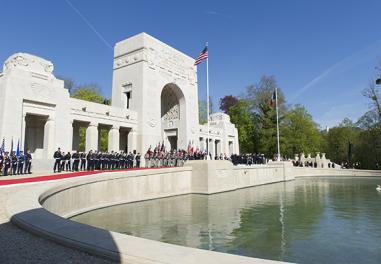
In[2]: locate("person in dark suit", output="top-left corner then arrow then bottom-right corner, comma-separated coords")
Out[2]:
11,152 -> 17,175
53,148 -> 62,173
24,150 -> 32,174
3,153 -> 11,176
17,151 -> 24,174
72,151 -> 80,172
80,152 -> 86,171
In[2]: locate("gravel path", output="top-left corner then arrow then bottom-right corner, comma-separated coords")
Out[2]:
0,186 -> 115,264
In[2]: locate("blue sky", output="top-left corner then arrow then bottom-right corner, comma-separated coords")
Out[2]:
2,0 -> 381,127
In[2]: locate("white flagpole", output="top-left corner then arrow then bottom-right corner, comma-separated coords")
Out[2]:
275,87 -> 281,161
206,42 -> 210,160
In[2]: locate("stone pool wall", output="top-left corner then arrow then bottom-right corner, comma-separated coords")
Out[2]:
6,161 -> 381,264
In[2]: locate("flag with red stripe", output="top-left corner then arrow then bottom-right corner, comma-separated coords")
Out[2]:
194,46 -> 208,65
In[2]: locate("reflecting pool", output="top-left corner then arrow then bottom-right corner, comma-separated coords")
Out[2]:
71,177 -> 381,263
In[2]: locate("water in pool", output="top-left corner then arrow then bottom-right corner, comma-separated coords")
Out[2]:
70,177 -> 381,263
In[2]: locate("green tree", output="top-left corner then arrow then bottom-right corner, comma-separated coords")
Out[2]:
245,75 -> 287,157
323,118 -> 360,165
69,83 -> 109,151
228,100 -> 257,153
281,105 -> 322,158
198,100 -> 207,124
219,95 -> 238,113
71,84 -> 105,103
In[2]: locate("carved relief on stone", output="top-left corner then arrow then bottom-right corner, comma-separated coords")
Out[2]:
163,104 -> 179,121
4,53 -> 54,77
161,86 -> 180,122
147,113 -> 158,127
4,55 -> 30,70
31,83 -> 52,97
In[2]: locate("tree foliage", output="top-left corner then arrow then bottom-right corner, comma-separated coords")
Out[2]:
71,84 -> 105,104
219,95 -> 238,113
228,100 -> 257,153
281,105 -> 322,158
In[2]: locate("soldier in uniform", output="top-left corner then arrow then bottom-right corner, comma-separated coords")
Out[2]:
24,150 -> 32,174
3,152 -> 11,176
80,152 -> 86,171
136,153 -> 141,168
60,152 -> 66,172
17,151 -> 25,174
144,151 -> 149,168
11,152 -> 17,175
65,152 -> 72,171
86,150 -> 92,170
53,148 -> 62,173
0,152 -> 3,175
72,151 -> 80,172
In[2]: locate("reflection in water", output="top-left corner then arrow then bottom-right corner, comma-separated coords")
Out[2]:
71,177 -> 381,264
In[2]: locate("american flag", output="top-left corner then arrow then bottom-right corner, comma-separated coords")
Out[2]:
269,90 -> 277,107
194,46 -> 208,65
0,138 -> 4,155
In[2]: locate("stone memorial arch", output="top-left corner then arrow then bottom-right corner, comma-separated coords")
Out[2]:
0,32 -> 239,169
160,83 -> 186,150
112,33 -> 199,154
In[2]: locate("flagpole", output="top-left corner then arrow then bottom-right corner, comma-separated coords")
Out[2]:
206,42 -> 210,160
275,87 -> 281,161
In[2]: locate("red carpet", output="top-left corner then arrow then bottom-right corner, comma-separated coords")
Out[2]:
0,167 -> 171,186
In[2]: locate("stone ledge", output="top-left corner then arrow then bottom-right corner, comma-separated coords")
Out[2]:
6,168 -> 285,264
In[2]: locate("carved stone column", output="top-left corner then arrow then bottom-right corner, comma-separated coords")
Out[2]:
85,122 -> 98,152
127,128 -> 137,153
43,117 -> 55,159
108,126 -> 120,152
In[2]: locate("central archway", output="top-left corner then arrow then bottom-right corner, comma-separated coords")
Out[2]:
160,83 -> 186,150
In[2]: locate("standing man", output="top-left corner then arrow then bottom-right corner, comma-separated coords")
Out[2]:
3,152 -> 11,176
136,153 -> 141,168
72,151 -> 80,172
80,152 -> 86,171
11,152 -> 17,175
17,151 -> 24,174
24,150 -> 32,174
53,148 -> 62,173
65,152 -> 72,171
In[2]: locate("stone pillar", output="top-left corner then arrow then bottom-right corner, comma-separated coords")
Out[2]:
211,139 -> 215,159
21,114 -> 26,152
127,128 -> 137,153
108,126 -> 120,152
43,118 -> 55,159
72,124 -> 80,151
68,121 -> 74,152
216,140 -> 221,155
85,122 -> 98,152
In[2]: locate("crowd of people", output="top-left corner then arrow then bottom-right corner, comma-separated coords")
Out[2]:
52,148 -> 142,172
230,153 -> 267,166
0,151 -> 32,176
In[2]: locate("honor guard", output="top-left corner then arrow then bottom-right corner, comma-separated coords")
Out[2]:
17,151 -> 25,174
53,148 -> 62,173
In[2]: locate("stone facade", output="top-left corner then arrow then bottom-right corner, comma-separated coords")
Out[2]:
0,33 -> 239,162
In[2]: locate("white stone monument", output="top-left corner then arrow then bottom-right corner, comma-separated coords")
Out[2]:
0,33 -> 239,168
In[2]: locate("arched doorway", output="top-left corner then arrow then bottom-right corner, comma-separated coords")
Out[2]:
161,83 -> 186,150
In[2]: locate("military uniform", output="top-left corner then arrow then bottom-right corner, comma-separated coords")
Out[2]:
72,151 -> 80,171
53,149 -> 62,172
17,152 -> 24,174
24,151 -> 32,174
3,154 -> 10,176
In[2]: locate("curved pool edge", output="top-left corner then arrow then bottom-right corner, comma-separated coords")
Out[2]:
5,162 -> 381,263
5,176 -> 284,264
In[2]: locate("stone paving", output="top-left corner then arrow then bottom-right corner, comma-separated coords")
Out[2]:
0,184 -> 115,263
